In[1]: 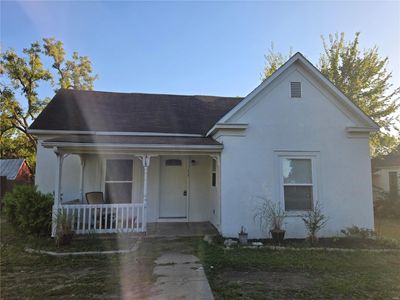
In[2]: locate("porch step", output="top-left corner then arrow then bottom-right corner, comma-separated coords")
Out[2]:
146,222 -> 219,238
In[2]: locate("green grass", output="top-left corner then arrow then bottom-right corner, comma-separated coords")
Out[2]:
197,241 -> 400,299
25,233 -> 139,252
0,216 -> 202,299
2,215 -> 400,299
195,217 -> 400,299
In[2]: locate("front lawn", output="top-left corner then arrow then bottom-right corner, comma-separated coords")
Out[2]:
197,217 -> 400,299
198,241 -> 400,299
2,215 -> 400,299
0,216 -> 200,299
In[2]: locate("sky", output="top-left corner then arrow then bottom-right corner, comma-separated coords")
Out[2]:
1,0 -> 400,100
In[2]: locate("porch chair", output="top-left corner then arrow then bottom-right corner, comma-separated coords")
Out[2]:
85,192 -> 104,204
85,192 -> 109,229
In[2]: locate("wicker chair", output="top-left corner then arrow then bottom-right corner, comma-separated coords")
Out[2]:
85,192 -> 107,229
85,192 -> 104,204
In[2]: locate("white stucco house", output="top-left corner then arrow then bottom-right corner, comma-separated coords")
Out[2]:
30,53 -> 379,238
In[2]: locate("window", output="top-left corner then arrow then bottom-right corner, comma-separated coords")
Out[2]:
104,159 -> 133,204
290,81 -> 302,98
282,158 -> 313,210
165,159 -> 182,166
211,158 -> 217,187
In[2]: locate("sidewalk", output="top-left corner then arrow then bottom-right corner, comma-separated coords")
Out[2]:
150,253 -> 214,300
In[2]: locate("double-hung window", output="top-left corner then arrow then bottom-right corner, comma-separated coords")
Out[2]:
104,159 -> 133,204
281,157 -> 314,211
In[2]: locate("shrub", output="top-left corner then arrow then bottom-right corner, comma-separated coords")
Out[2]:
372,185 -> 388,202
301,201 -> 328,245
3,185 -> 53,236
54,210 -> 73,246
341,225 -> 376,239
374,199 -> 400,219
253,197 -> 287,232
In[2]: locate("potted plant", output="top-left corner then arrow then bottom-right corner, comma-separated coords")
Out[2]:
254,197 -> 287,244
238,226 -> 248,245
55,210 -> 73,247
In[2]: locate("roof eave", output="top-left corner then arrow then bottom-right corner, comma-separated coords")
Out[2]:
346,126 -> 379,133
206,123 -> 248,137
41,141 -> 223,152
28,129 -> 204,137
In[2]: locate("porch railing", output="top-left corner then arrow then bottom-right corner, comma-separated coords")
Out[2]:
53,203 -> 146,235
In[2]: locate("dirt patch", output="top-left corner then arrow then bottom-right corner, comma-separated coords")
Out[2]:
220,271 -> 314,290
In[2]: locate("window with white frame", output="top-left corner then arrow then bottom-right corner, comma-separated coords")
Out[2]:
281,158 -> 313,211
211,158 -> 217,187
104,159 -> 133,204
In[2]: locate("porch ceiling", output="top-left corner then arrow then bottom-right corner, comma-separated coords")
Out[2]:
41,134 -> 223,153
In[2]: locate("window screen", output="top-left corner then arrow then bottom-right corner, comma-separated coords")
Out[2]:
104,159 -> 133,204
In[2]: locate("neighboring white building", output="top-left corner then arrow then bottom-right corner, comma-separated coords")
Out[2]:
30,53 -> 379,238
372,148 -> 400,201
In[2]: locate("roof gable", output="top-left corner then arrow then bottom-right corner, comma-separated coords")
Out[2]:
0,159 -> 24,180
215,52 -> 379,131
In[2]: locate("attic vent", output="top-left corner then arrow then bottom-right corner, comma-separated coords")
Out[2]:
290,82 -> 302,98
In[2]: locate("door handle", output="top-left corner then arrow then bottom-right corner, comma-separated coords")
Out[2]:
183,190 -> 187,196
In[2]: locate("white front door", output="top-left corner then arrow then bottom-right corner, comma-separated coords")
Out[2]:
159,157 -> 188,218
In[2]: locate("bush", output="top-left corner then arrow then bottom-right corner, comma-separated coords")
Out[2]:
301,201 -> 328,245
374,199 -> 400,219
3,185 -> 53,236
341,226 -> 376,239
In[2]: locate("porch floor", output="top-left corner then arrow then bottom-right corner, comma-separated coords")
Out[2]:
146,222 -> 219,238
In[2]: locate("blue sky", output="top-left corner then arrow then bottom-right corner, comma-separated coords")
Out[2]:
2,1 -> 400,99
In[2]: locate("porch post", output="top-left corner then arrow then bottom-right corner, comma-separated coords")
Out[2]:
79,155 -> 86,203
52,147 -> 65,237
210,154 -> 221,228
143,155 -> 151,232
138,154 -> 152,232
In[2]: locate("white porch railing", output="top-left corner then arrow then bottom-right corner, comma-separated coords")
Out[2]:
53,203 -> 146,235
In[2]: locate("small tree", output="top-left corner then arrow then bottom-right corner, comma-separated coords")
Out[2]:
301,201 -> 328,245
261,33 -> 400,156
320,32 -> 399,157
262,43 -> 293,79
1,38 -> 98,172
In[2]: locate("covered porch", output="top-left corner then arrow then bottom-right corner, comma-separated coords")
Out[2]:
42,135 -> 222,236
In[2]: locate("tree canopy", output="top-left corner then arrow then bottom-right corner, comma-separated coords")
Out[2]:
0,38 -> 98,171
262,32 -> 399,157
262,43 -> 293,79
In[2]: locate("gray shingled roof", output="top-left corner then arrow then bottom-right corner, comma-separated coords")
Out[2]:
29,89 -> 243,135
0,159 -> 24,180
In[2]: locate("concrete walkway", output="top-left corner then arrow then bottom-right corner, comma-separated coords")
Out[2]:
146,222 -> 218,238
150,253 -> 214,300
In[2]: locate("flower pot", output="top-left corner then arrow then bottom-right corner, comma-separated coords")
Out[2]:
238,233 -> 248,245
270,229 -> 285,244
